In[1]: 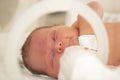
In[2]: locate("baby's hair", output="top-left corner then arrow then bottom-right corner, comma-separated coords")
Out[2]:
21,25 -> 57,75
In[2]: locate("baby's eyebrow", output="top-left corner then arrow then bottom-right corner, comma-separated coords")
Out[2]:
47,48 -> 54,69
51,51 -> 55,69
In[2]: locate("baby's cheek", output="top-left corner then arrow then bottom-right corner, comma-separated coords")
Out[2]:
56,54 -> 62,71
51,54 -> 61,78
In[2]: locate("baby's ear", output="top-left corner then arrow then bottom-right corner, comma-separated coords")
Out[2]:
87,1 -> 103,19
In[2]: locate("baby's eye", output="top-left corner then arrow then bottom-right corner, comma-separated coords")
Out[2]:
52,52 -> 55,59
52,30 -> 56,41
52,52 -> 55,67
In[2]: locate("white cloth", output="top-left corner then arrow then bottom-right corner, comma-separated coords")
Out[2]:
78,35 -> 97,50
58,46 -> 120,80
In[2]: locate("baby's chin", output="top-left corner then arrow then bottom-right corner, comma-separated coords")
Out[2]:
46,69 -> 59,78
69,36 -> 80,46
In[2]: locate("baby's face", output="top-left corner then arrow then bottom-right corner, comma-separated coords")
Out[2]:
28,25 -> 79,78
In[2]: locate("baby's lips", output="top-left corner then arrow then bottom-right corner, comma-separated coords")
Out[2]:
69,37 -> 79,46
62,38 -> 70,47
62,37 -> 79,50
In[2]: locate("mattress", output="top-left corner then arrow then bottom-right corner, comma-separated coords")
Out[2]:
0,61 -> 55,80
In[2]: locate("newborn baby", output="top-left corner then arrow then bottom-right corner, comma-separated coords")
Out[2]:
21,1 -> 120,79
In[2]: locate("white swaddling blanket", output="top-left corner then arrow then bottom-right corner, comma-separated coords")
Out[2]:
58,46 -> 120,80
58,35 -> 120,80
78,35 -> 97,50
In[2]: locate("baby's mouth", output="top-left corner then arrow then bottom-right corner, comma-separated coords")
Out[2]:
69,37 -> 80,46
62,37 -> 80,51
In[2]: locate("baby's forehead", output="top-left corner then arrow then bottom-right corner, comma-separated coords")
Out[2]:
32,28 -> 49,35
30,25 -> 70,42
30,26 -> 58,37
29,27 -> 52,50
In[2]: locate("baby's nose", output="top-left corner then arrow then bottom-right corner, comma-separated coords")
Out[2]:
56,41 -> 64,53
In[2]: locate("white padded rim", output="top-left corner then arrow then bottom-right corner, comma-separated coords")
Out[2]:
66,0 -> 109,63
5,0 -> 109,80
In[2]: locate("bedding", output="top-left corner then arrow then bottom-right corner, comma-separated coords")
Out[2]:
58,46 -> 120,80
0,61 -> 55,80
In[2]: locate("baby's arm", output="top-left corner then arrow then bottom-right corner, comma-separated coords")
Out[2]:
72,1 -> 120,66
73,16 -> 120,66
106,22 -> 120,66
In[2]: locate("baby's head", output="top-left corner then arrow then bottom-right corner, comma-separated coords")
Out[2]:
21,25 -> 79,78
21,1 -> 103,78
